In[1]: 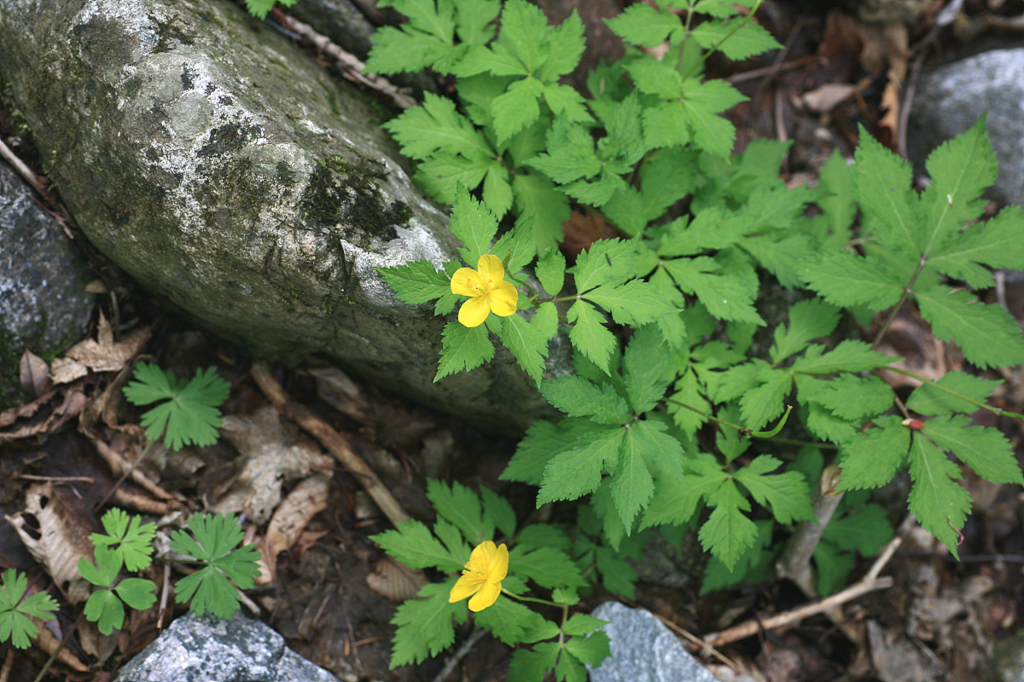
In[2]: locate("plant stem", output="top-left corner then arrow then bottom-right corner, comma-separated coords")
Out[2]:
775,464 -> 844,599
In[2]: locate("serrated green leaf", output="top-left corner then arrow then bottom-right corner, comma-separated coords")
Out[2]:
907,434 -> 972,557
915,285 -> 1024,369
499,313 -> 548,384
572,239 -> 636,292
492,76 -> 544,143
734,456 -> 815,524
907,371 -> 1002,416
565,631 -> 612,667
473,594 -> 535,645
509,546 -> 585,589
814,374 -> 893,420
384,93 -> 493,161
816,149 -> 856,237
567,300 -> 617,373
170,513 -> 260,618
799,250 -> 905,310
513,172 -> 570,255
375,260 -> 453,305
836,416 -> 910,490
681,78 -> 747,157
538,428 -> 625,504
823,504 -> 893,555
508,642 -> 561,682
536,249 -> 566,296
372,520 -> 466,573
606,3 -> 683,46
427,479 -> 493,544
389,581 -> 464,667
770,299 -> 841,364
480,486 -> 517,538
662,256 -> 763,324
700,479 -> 757,571
805,401 -> 859,444
668,369 -> 711,437
627,57 -> 683,99
740,368 -> 791,431
594,544 -> 637,598
610,432 -> 655,529
453,0 -> 500,44
642,455 -> 724,529
0,570 -> 57,649
622,326 -> 672,414
853,128 -> 923,255
435,322 -> 495,381
541,375 -> 631,423
123,363 -> 229,450
562,613 -> 608,636
690,18 -> 781,60
449,185 -> 498,264
584,280 -> 678,327
364,26 -> 451,74
923,415 -> 1023,484
90,508 -> 156,573
791,340 -> 894,374
925,205 -> 1024,287
503,419 -> 591,486
643,101 -> 691,149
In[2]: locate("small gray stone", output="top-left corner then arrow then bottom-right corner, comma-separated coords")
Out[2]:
907,49 -> 1024,207
113,611 -> 337,682
590,601 -> 718,682
0,161 -> 94,409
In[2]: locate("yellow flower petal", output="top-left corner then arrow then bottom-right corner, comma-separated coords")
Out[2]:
488,281 -> 519,317
476,254 -> 505,282
451,267 -> 484,297
458,296 -> 491,327
448,574 -> 482,603
491,543 -> 509,580
468,579 -> 501,612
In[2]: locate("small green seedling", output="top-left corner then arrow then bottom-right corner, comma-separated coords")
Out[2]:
0,569 -> 58,649
170,513 -> 261,619
123,363 -> 231,451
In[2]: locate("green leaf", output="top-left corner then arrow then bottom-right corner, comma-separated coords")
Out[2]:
815,149 -> 856,237
562,613 -> 608,636
700,479 -> 758,571
668,369 -> 711,437
513,173 -> 570,256
541,375 -> 631,424
499,314 -> 548,384
90,508 -> 156,573
770,299 -> 841,364
853,127 -> 923,255
115,577 -> 157,611
627,57 -> 683,99
690,18 -> 781,60
572,239 -> 636,292
681,78 -> 747,157
622,326 -> 673,414
536,249 -> 566,297
508,642 -> 561,682
427,479 -> 494,544
584,280 -> 678,327
0,569 -> 58,649
836,416 -> 910,490
123,363 -> 230,450
435,322 -> 495,381
606,3 -> 683,47
907,371 -> 1002,416
610,430 -> 655,530
384,93 -> 493,161
907,435 -> 972,558
643,101 -> 691,149
371,519 -> 466,572
449,185 -> 498,265
564,631 -> 612,667
923,415 -> 1024,485
594,544 -> 637,598
662,257 -> 762,324
480,486 -> 517,538
567,300 -> 617,373
642,455 -> 724,528
790,340 -> 894,374
734,456 -> 815,524
376,260 -> 453,305
526,118 -> 601,184
416,152 -> 490,203
389,581 -> 465,668
740,368 -> 791,431
926,206 -> 1024,287
509,546 -> 585,588
813,374 -> 893,421
920,115 -> 997,256
78,546 -> 120,588
538,428 -> 625,504
557,647 -> 589,682
364,25 -> 452,74
473,595 -> 535,645
492,77 -> 545,143
503,419 -> 591,486
823,504 -> 894,555
915,285 -> 1024,369
83,588 -> 125,636
799,250 -> 905,310
170,513 -> 261,619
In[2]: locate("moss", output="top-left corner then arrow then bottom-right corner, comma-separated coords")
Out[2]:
0,333 -> 27,411
300,154 -> 411,240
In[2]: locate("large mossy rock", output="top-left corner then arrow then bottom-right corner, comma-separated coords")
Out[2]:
0,0 -> 561,433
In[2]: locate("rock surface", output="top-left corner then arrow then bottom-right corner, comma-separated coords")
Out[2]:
112,611 -> 337,682
907,48 -> 1024,207
0,161 -> 94,409
590,601 -> 718,682
0,0 -> 562,433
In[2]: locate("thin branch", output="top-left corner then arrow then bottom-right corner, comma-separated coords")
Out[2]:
431,626 -> 487,682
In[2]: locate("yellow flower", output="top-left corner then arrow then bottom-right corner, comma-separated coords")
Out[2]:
450,254 -> 519,328
448,541 -> 508,612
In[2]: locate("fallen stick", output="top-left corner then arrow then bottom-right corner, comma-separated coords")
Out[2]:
704,521 -> 908,648
250,361 -> 411,528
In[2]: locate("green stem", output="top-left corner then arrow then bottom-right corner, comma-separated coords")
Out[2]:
680,0 -> 766,82
884,367 -> 1024,421
501,589 -> 561,608
870,254 -> 928,350
665,397 -> 797,440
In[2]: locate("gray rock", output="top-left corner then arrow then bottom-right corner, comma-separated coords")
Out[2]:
0,0 -> 563,433
112,611 -> 336,682
590,601 -> 718,682
0,161 -> 94,409
907,49 -> 1024,206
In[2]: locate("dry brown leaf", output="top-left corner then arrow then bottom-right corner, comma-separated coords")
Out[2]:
308,365 -> 370,423
34,618 -> 89,671
211,406 -> 333,524
5,482 -> 95,604
0,385 -> 88,445
801,83 -> 857,114
262,473 -> 331,579
561,209 -> 620,261
366,556 -> 428,602
50,313 -> 151,383
19,349 -> 51,398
